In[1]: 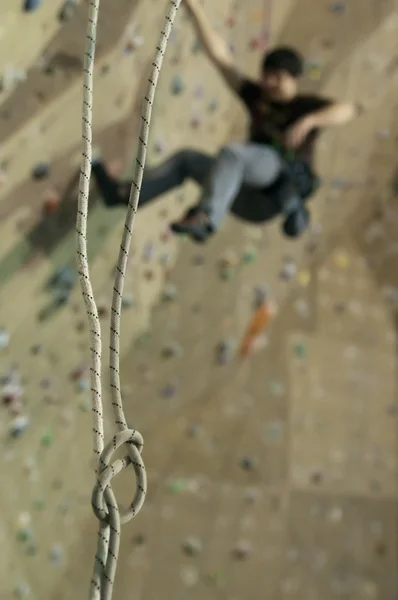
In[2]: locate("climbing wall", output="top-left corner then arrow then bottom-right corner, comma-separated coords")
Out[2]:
1,1 -> 398,599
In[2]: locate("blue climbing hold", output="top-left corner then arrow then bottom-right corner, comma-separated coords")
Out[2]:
23,0 -> 42,12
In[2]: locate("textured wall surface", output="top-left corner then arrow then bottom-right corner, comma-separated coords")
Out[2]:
0,1 -> 398,599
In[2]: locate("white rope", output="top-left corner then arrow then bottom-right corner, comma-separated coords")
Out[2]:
76,1 -> 182,598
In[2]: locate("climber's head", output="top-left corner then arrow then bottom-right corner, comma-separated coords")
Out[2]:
260,46 -> 304,101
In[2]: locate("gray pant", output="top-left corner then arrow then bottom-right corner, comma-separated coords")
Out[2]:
197,142 -> 282,229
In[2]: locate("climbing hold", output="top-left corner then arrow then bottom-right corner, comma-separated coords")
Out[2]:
240,456 -> 258,471
305,59 -> 324,81
162,283 -> 178,302
131,533 -> 146,546
226,15 -> 236,27
142,242 -> 155,262
293,343 -> 306,358
182,536 -> 203,556
186,423 -> 202,438
23,0 -> 42,11
16,512 -> 31,529
298,269 -> 310,287
70,363 -> 87,381
264,421 -> 284,442
9,415 -> 30,438
162,342 -> 183,359
279,258 -> 297,280
253,284 -> 268,308
0,328 -> 10,350
59,0 -> 77,22
121,294 -> 135,308
143,269 -> 155,281
160,379 -> 179,398
207,99 -> 218,112
216,340 -> 234,365
42,189 -> 61,215
97,305 -> 108,319
242,245 -> 257,264
233,540 -> 253,560
40,428 -> 54,447
32,161 -> 50,180
333,249 -> 350,269
167,478 -> 188,493
170,74 -> 185,95
153,138 -> 167,154
329,1 -> 347,14
77,378 -> 90,392
17,528 -> 33,543
180,565 -> 199,588
49,544 -> 64,564
190,115 -> 201,129
220,265 -> 235,280
310,471 -> 324,485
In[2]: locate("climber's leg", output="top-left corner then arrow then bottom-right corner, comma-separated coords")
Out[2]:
91,160 -> 126,207
93,150 -> 214,209
171,142 -> 283,240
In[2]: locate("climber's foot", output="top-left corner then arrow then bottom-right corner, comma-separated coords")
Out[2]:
170,209 -> 214,242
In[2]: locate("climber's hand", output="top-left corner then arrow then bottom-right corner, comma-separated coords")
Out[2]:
284,116 -> 315,150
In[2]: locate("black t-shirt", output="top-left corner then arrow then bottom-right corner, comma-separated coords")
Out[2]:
238,79 -> 332,164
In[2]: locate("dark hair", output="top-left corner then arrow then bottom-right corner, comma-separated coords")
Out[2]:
262,46 -> 304,78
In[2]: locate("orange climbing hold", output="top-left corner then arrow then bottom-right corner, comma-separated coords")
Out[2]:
239,302 -> 274,358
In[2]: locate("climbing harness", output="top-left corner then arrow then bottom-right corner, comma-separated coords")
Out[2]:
75,1 -> 182,598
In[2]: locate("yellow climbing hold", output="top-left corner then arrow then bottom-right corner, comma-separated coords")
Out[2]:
308,65 -> 323,81
333,249 -> 350,269
298,270 -> 311,287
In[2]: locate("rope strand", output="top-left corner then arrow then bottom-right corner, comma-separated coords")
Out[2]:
76,1 -> 182,598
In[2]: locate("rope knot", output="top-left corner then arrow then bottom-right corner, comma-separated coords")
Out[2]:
91,428 -> 146,526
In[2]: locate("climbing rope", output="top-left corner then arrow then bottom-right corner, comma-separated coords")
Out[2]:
76,1 -> 182,598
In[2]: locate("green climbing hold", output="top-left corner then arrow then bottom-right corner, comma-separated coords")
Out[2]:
33,498 -> 45,510
242,249 -> 257,264
205,570 -> 226,588
40,428 -> 54,447
167,478 -> 188,494
294,343 -> 306,358
17,528 -> 33,543
220,265 -> 235,280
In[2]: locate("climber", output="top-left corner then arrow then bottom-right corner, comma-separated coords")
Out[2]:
92,0 -> 359,242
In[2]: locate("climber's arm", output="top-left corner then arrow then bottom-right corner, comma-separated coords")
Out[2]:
306,100 -> 360,128
184,0 -> 244,93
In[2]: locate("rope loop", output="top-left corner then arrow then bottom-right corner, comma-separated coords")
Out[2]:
91,429 -> 146,525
